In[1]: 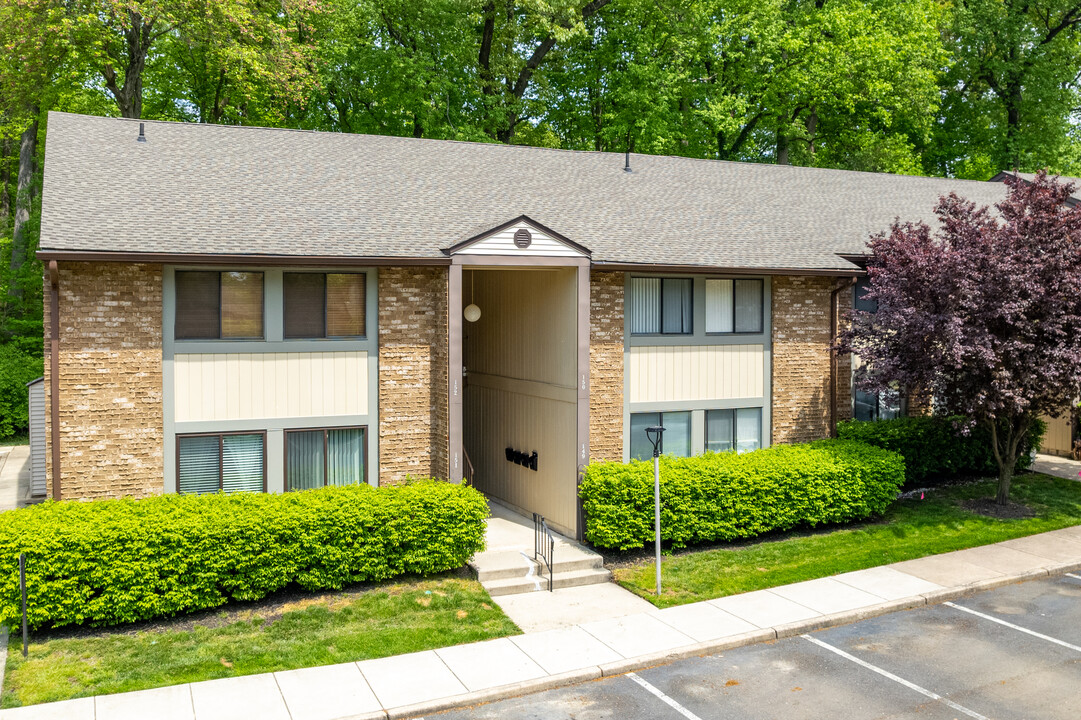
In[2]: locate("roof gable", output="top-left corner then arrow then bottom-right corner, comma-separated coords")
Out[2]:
445,215 -> 590,257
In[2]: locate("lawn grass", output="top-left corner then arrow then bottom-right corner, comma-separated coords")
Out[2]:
0,434 -> 28,447
1,576 -> 519,708
615,472 -> 1081,608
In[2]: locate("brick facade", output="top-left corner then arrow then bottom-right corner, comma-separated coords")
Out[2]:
588,271 -> 624,461
378,267 -> 449,484
44,262 -> 164,499
836,284 -> 854,424
771,275 -> 847,444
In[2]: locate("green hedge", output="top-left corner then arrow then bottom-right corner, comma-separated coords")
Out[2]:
837,416 -> 1045,485
0,481 -> 487,630
579,439 -> 904,550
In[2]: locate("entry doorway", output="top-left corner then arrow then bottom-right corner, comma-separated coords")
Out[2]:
460,266 -> 581,537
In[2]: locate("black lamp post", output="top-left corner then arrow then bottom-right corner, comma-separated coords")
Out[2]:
645,425 -> 665,595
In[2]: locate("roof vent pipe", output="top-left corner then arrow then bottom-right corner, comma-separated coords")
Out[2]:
137,123 -> 146,142
624,149 -> 631,173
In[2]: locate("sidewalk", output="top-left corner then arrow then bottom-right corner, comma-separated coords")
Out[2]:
1033,453 -> 1081,482
5,524 -> 1081,720
0,446 -> 36,512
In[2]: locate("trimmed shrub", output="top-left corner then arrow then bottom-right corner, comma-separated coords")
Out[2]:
837,416 -> 1045,485
0,481 -> 487,629
579,439 -> 904,550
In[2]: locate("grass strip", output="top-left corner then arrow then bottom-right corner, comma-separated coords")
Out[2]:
2,576 -> 517,708
614,473 -> 1081,608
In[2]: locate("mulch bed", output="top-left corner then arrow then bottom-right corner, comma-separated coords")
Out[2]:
961,497 -> 1036,520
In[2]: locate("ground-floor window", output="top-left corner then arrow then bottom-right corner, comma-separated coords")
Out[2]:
178,432 -> 266,494
630,411 -> 692,460
706,408 -> 762,453
854,389 -> 901,422
285,427 -> 366,491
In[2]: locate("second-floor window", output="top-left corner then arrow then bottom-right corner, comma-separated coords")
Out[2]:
284,273 -> 366,339
705,279 -> 763,333
629,277 -> 692,335
175,271 -> 264,340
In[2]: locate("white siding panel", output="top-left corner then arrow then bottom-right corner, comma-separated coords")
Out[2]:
174,351 -> 368,422
629,345 -> 765,404
456,224 -> 586,257
28,380 -> 46,496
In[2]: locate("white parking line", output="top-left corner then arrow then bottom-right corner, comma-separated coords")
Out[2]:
944,601 -> 1081,652
1065,573 -> 1081,581
802,635 -> 990,720
626,672 -> 704,720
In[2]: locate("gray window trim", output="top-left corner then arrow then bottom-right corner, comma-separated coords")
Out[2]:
622,273 -> 772,461
163,265 -> 380,494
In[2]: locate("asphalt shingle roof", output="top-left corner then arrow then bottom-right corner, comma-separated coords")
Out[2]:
40,112 -> 1012,272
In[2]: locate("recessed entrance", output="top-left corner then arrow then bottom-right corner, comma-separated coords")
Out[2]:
459,266 -> 582,537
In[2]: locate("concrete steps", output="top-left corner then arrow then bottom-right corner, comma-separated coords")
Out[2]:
482,567 -> 613,596
470,542 -> 613,596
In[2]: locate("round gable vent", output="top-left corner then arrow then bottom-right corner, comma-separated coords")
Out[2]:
513,228 -> 532,248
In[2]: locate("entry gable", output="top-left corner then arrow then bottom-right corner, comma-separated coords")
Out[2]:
445,216 -> 590,257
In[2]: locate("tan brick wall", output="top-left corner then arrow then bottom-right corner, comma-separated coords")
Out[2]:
378,267 -> 449,484
589,271 -> 624,461
44,262 -> 164,500
772,275 -> 835,444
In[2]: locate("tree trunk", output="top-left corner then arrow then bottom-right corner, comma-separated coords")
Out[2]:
9,109 -> 39,297
1003,81 -> 1023,170
776,131 -> 790,165
0,137 -> 11,238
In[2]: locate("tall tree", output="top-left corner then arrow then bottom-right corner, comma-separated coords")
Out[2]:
932,0 -> 1081,178
842,173 -> 1081,504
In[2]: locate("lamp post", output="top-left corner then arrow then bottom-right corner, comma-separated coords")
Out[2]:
645,425 -> 665,596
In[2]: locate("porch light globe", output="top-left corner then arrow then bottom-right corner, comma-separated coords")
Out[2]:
463,304 -> 482,322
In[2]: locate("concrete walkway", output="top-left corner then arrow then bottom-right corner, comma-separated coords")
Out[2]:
0,446 -> 35,512
5,525 -> 1081,720
1034,453 -> 1081,482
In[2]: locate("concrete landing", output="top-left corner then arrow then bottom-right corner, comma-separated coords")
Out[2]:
470,502 -> 612,597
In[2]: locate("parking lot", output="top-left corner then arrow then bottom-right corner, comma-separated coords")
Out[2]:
432,574 -> 1081,719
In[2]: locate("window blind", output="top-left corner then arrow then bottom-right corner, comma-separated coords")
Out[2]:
705,279 -> 734,333
284,273 -> 326,339
222,434 -> 264,493
735,408 -> 762,452
175,271 -> 220,339
661,279 -> 693,334
178,435 -> 221,494
221,272 -> 264,339
326,274 -> 365,337
286,430 -> 325,490
327,428 -> 364,485
705,409 -> 735,453
629,278 -> 660,334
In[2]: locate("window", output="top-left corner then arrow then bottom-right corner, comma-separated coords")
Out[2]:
284,273 -> 366,339
175,271 -> 264,340
705,279 -> 763,333
286,427 -> 366,490
706,408 -> 762,453
178,432 -> 265,494
629,277 -> 692,335
630,411 -> 692,460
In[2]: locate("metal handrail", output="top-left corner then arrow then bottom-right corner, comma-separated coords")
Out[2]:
533,512 -> 554,592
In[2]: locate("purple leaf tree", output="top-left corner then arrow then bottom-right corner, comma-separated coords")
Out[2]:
840,171 -> 1081,504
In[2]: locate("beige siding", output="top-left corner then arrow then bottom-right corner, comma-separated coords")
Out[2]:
1041,413 -> 1074,457
457,224 -> 585,257
628,344 -> 765,404
463,267 -> 579,534
174,351 -> 367,422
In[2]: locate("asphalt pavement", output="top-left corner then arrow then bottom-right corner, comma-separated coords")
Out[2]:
432,574 -> 1081,720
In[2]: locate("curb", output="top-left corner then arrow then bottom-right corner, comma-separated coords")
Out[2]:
381,564 -> 1081,719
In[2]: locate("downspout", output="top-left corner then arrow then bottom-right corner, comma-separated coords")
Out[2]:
829,277 -> 857,438
48,260 -> 61,500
